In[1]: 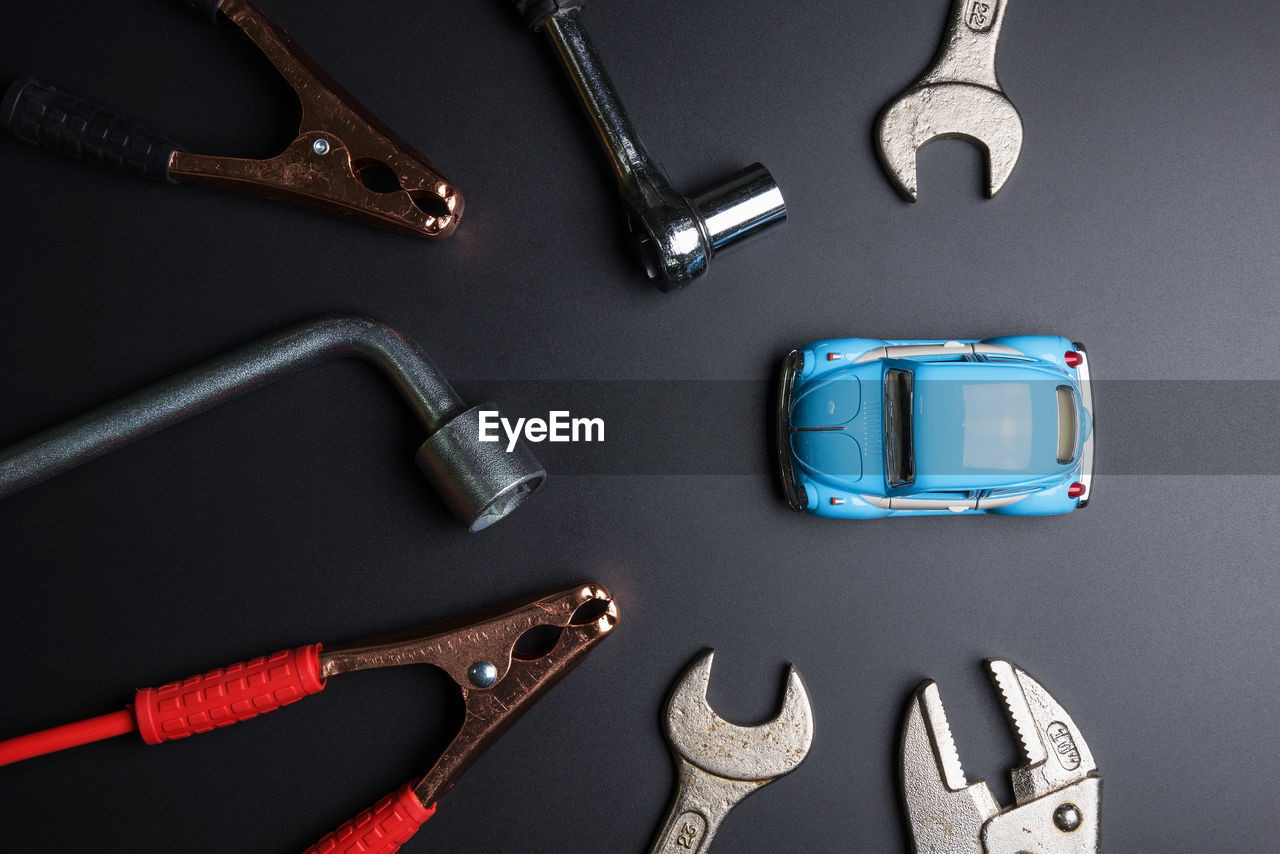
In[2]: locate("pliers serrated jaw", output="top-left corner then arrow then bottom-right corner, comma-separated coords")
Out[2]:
900,660 -> 1102,854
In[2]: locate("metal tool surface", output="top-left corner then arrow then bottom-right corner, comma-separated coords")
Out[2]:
901,660 -> 1102,854
515,1 -> 786,290
0,315 -> 544,532
877,0 -> 1023,200
0,584 -> 618,854
649,650 -> 813,853
2,0 -> 462,236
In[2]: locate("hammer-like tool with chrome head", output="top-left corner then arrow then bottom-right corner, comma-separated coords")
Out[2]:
515,1 -> 787,290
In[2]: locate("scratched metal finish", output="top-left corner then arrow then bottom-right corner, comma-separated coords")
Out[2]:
901,661 -> 1103,854
649,651 -> 813,854
877,0 -> 1023,199
0,316 -> 462,498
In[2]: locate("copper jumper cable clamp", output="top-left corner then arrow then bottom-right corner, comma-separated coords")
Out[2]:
1,0 -> 462,237
0,585 -> 618,853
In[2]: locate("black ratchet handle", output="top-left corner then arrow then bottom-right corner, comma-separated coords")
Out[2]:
2,76 -> 184,183
179,0 -> 224,23
515,0 -> 583,30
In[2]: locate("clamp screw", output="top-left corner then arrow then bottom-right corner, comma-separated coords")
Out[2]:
468,661 -> 499,689
1053,803 -> 1083,833
312,138 -> 331,156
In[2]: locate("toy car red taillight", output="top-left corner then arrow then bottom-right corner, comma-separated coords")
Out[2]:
1065,350 -> 1083,368
1068,482 -> 1087,499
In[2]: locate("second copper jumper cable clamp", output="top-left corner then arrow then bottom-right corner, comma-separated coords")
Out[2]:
0,586 -> 618,852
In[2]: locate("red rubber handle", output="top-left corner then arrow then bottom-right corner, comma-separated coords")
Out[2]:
304,783 -> 435,854
134,644 -> 325,744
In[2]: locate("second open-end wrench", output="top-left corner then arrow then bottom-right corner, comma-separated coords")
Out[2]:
877,0 -> 1024,200
649,650 -> 814,853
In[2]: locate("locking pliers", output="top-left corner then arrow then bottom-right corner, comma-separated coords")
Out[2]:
901,660 -> 1102,854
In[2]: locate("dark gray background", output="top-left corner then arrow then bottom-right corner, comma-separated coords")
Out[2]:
1,1 -> 1277,851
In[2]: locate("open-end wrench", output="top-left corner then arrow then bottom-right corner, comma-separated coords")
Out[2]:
649,650 -> 814,853
877,0 -> 1023,200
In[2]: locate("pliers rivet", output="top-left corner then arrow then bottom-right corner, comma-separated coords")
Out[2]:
312,138 -> 331,156
1053,803 -> 1083,833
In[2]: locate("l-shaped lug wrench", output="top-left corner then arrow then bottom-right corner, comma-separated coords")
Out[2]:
0,315 -> 544,532
515,1 -> 787,290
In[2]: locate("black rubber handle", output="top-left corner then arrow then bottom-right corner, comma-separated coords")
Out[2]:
179,0 -> 224,23
515,0 -> 582,30
2,76 -> 184,183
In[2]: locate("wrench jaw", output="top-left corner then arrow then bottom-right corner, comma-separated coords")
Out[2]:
663,650 -> 815,781
650,650 -> 814,854
876,83 -> 1024,201
984,661 -> 1102,854
900,663 -> 1102,854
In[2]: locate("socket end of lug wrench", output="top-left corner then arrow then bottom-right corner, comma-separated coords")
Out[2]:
630,163 -> 787,291
415,406 -> 546,532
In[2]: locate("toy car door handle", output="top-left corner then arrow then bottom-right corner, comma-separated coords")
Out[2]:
2,0 -> 462,237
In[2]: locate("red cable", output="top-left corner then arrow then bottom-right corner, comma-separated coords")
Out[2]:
0,709 -> 137,767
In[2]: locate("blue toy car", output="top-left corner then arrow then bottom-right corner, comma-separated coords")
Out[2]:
777,336 -> 1094,518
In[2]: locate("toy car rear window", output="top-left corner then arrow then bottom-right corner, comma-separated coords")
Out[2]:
1056,385 -> 1078,464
